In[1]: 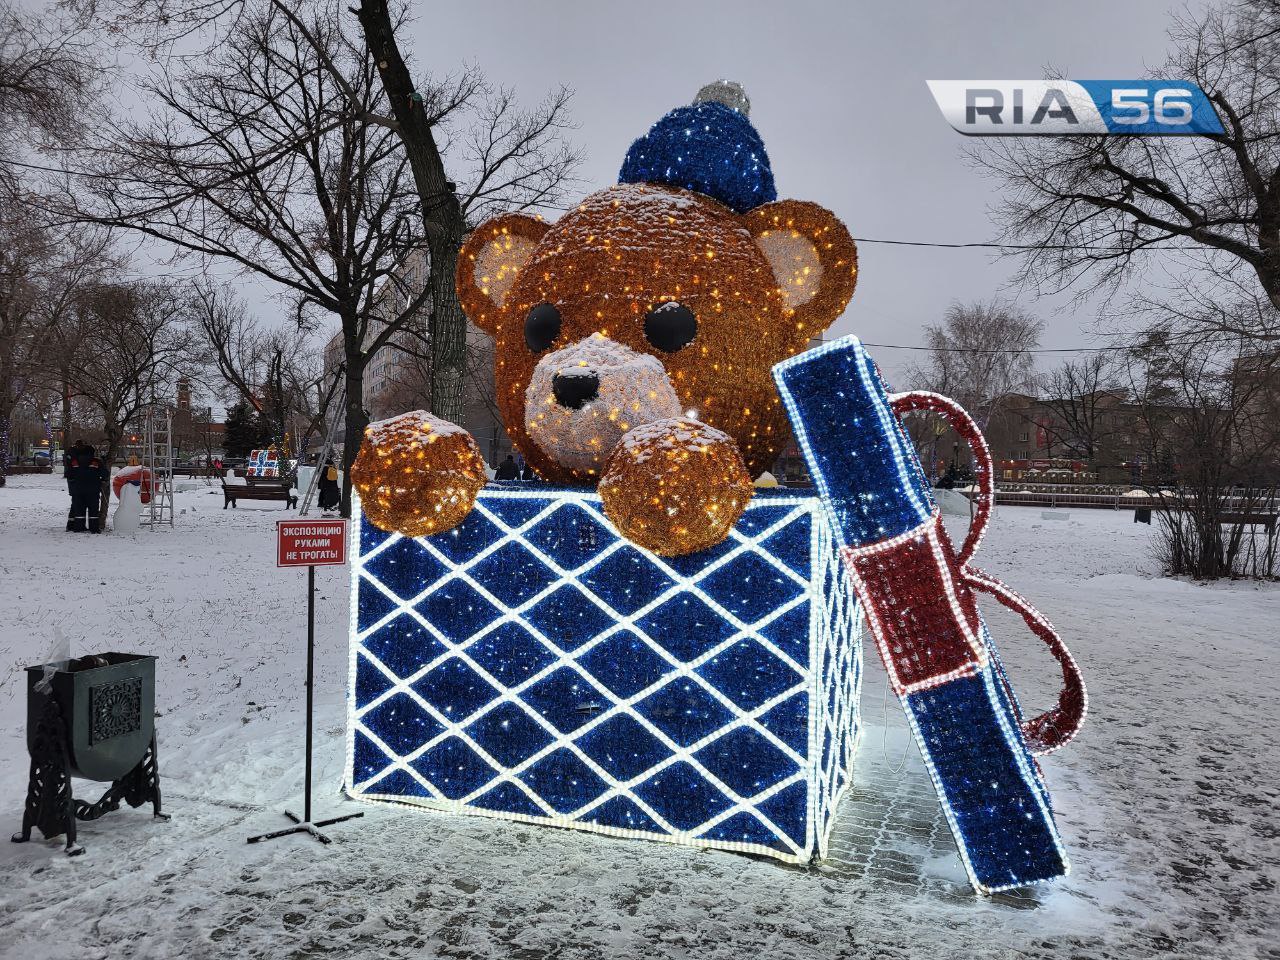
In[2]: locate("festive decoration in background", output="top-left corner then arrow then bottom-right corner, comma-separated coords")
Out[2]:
347,487 -> 861,862
351,412 -> 487,539
773,336 -> 1087,893
358,80 -> 857,557
245,448 -> 280,478
112,465 -> 153,505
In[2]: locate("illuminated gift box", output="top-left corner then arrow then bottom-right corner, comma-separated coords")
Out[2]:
346,486 -> 862,863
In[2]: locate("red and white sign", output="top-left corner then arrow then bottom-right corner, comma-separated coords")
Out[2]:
277,519 -> 348,567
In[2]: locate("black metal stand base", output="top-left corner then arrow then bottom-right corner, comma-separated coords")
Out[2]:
11,700 -> 168,856
247,562 -> 365,849
246,807 -> 363,845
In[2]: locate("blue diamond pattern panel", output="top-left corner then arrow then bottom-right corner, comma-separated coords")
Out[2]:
346,487 -> 862,864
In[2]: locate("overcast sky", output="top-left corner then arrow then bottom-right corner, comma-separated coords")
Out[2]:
386,0 -> 1198,382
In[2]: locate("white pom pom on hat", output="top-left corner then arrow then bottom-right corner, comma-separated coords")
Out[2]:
693,79 -> 751,117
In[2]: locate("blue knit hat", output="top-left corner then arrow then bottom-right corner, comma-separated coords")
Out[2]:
618,81 -> 777,214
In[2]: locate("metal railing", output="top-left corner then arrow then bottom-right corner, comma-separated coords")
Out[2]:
990,490 -> 1149,510
964,489 -> 1278,512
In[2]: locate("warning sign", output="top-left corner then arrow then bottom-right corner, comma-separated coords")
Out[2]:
277,519 -> 348,567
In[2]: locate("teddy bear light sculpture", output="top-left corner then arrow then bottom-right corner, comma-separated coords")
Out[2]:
348,82 -> 1085,894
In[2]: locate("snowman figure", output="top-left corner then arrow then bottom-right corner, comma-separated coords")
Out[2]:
113,482 -> 142,535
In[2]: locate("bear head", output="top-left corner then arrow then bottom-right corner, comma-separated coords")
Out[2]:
456,85 -> 858,486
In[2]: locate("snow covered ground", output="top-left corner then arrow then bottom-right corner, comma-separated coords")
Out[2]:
0,473 -> 1276,959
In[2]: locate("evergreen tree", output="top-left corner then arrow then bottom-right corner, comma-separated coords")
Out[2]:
251,409 -> 277,450
222,401 -> 261,458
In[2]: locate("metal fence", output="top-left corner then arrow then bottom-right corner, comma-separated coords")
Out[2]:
985,490 -> 1153,510
967,489 -> 1278,512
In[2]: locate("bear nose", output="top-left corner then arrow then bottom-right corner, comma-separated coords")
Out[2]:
552,370 -> 600,409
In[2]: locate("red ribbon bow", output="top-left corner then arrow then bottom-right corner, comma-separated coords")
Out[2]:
840,390 -> 1087,756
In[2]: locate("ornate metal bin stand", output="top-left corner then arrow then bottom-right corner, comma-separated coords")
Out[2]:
11,653 -> 167,856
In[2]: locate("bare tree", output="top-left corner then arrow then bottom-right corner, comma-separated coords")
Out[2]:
66,7 -> 440,515
190,282 -> 334,468
0,0 -> 98,202
33,227 -> 117,460
1034,354 -> 1126,466
73,0 -> 578,425
0,208 -> 44,482
68,281 -> 192,528
974,0 -> 1280,336
0,209 -> 112,484
370,321 -> 497,420
909,300 -> 1043,431
1130,337 -> 1280,580
351,3 -> 578,422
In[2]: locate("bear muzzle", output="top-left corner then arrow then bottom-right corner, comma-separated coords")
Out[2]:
525,333 -> 683,477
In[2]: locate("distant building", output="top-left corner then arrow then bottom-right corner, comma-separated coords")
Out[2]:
916,390 -> 1167,486
172,378 -> 224,461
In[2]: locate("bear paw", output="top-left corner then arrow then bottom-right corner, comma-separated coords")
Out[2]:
600,416 -> 753,557
352,411 -> 487,538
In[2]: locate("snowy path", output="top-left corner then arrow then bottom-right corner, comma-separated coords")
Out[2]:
0,475 -> 1276,959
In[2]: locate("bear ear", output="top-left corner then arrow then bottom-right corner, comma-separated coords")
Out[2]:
456,213 -> 551,335
744,200 -> 858,349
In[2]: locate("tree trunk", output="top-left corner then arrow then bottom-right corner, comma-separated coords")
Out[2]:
0,343 -> 14,485
1257,194 -> 1280,313
0,410 -> 10,487
99,422 -> 121,533
339,357 -> 368,519
354,0 -> 468,425
60,372 -> 71,454
428,247 -> 466,424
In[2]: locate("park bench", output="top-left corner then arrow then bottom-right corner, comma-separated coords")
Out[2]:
1135,508 -> 1279,530
1220,511 -> 1278,533
222,475 -> 298,510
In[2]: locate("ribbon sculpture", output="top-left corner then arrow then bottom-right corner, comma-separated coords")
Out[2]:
773,336 -> 1086,894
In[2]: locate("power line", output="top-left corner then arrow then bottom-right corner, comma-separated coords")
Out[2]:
852,237 -> 1193,251
524,198 -> 1203,252
862,341 -> 1115,354
5,156 -> 1209,254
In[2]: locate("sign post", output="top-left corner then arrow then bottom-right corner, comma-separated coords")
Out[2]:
248,519 -> 363,846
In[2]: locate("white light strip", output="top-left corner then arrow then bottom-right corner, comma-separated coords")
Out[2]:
850,345 -> 931,522
961,566 -> 1088,754
773,334 -> 932,540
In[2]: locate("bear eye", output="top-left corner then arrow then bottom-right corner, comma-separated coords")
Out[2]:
644,301 -> 697,353
524,302 -> 561,352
